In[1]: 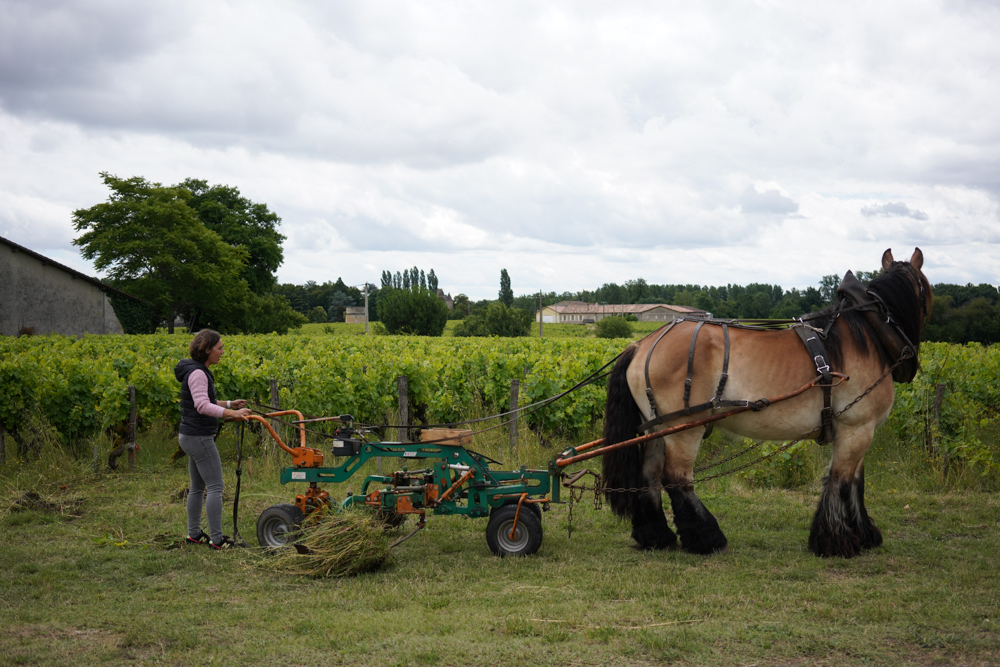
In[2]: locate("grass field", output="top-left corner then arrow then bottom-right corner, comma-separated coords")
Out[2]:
2,417 -> 998,667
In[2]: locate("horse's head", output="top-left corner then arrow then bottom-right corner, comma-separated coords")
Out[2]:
880,248 -> 933,330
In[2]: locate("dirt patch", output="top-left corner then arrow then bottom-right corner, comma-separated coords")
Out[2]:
8,490 -> 84,517
3,623 -> 125,662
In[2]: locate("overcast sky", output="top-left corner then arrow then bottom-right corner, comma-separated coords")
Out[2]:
1,1 -> 998,300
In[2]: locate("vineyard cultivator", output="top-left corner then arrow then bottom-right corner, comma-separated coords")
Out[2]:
250,410 -> 560,557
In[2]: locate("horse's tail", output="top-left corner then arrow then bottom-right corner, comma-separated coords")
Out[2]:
602,344 -> 645,519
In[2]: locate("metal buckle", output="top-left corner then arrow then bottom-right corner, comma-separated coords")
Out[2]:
814,356 -> 830,374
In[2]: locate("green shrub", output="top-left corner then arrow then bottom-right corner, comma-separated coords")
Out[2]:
453,303 -> 532,337
595,316 -> 633,339
377,288 -> 449,336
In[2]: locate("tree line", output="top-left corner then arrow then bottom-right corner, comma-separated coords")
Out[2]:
509,274 -> 999,344
73,173 -> 997,342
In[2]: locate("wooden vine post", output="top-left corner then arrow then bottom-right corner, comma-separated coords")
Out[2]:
127,385 -> 137,469
394,375 -> 409,475
507,378 -> 520,462
270,378 -> 280,445
931,383 -> 948,479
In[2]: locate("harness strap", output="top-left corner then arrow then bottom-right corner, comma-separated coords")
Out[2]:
793,325 -> 835,445
713,324 -> 730,408
638,396 -> 771,433
683,321 -> 706,414
643,319 -> 682,421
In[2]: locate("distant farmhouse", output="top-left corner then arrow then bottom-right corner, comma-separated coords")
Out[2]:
344,306 -> 366,324
537,300 -> 707,324
0,235 -> 144,336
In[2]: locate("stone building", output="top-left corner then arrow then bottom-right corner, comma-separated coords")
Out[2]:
536,301 -> 707,324
344,306 -> 367,324
436,289 -> 453,310
0,235 -> 141,336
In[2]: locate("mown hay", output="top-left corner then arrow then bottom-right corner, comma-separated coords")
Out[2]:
270,509 -> 392,577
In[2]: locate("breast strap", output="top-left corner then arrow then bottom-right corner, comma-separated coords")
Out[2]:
793,325 -> 835,445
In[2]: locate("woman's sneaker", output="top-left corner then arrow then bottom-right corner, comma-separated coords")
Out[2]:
210,536 -> 236,550
186,530 -> 210,546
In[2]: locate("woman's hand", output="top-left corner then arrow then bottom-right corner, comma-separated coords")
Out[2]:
230,399 -> 247,409
224,407 -> 252,420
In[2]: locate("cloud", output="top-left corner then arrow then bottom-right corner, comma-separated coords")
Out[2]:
1,1 -> 1000,297
740,185 -> 799,215
860,202 -> 929,220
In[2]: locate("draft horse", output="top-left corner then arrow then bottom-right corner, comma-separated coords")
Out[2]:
602,249 -> 932,557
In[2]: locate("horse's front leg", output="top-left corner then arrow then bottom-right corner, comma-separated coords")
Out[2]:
630,438 -> 678,550
809,425 -> 882,557
663,431 -> 728,554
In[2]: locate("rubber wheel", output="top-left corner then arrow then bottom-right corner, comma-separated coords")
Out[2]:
486,504 -> 543,557
257,503 -> 304,549
496,500 -> 542,523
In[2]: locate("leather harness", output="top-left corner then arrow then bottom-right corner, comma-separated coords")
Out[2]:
637,269 -> 923,445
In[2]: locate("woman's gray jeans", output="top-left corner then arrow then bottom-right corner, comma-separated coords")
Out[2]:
178,434 -> 225,544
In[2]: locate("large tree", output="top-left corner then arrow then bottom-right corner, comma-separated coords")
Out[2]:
73,173 -> 304,334
181,179 -> 285,295
73,174 -> 245,332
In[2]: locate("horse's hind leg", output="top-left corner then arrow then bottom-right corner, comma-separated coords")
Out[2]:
663,431 -> 728,554
631,491 -> 678,550
853,461 -> 883,548
631,439 -> 678,550
809,426 -> 882,557
665,482 -> 728,554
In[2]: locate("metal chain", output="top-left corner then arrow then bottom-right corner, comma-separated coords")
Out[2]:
582,437 -> 804,495
832,347 -> 914,419
692,439 -> 763,474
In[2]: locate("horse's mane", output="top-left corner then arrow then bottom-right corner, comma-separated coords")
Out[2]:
807,263 -> 926,372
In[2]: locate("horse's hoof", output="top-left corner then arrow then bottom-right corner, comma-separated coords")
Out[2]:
859,524 -> 883,550
632,538 -> 679,551
809,531 -> 862,558
679,532 -> 728,555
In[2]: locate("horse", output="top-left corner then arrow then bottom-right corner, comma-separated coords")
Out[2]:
601,248 -> 932,558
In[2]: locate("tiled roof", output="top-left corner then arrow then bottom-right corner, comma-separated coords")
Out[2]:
1,235 -> 146,303
546,303 -> 706,315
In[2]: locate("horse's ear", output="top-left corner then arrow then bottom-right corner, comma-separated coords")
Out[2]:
881,249 -> 895,271
910,248 -> 923,270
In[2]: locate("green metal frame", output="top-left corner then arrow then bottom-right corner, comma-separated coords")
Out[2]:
278,438 -> 560,519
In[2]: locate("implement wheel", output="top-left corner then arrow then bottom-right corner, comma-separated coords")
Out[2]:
257,503 -> 304,549
486,504 -> 543,557
500,499 -> 542,522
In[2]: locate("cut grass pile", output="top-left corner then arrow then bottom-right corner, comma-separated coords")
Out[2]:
270,508 -> 393,577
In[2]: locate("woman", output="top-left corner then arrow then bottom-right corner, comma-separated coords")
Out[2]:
174,329 -> 251,549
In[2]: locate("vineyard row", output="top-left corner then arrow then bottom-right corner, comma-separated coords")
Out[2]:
1,335 -> 997,474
